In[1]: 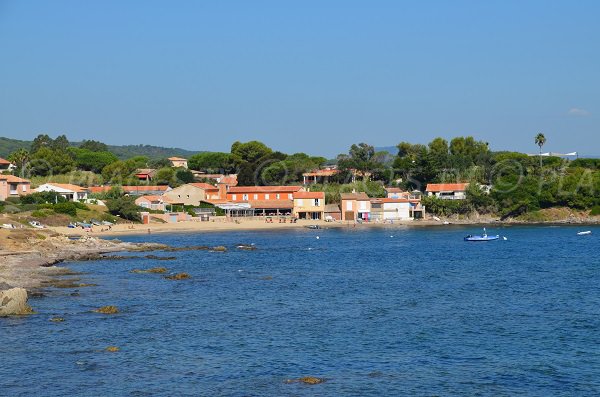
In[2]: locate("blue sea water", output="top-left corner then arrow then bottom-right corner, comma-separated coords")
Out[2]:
2,225 -> 600,396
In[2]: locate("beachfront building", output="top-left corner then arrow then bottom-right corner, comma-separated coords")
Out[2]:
90,185 -> 172,196
35,183 -> 89,202
168,157 -> 188,169
425,183 -> 469,200
340,192 -> 371,221
370,198 -> 425,221
0,175 -> 30,201
162,183 -> 221,206
324,204 -> 341,221
135,195 -> 172,211
292,191 -> 325,220
227,186 -> 304,216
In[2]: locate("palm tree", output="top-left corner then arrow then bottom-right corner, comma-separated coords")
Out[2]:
535,133 -> 546,168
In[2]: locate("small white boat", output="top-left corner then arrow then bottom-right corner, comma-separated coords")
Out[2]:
29,221 -> 45,229
577,231 -> 592,236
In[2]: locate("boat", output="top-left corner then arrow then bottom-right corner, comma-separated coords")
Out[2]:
464,228 -> 500,242
306,225 -> 322,230
29,221 -> 45,229
577,231 -> 592,236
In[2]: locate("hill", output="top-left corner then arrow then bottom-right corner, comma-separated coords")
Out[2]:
0,136 -> 200,160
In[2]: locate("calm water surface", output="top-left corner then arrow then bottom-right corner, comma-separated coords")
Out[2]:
2,225 -> 600,396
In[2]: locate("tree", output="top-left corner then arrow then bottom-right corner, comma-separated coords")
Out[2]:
80,139 -> 108,152
29,146 -> 75,176
69,148 -> 118,173
30,134 -> 53,153
188,152 -> 234,172
52,135 -> 70,151
535,133 -> 547,168
337,143 -> 379,180
7,148 -> 30,170
231,141 -> 273,164
154,167 -> 176,185
176,168 -> 194,184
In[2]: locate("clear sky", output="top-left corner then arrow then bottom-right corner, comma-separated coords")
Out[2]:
0,0 -> 598,157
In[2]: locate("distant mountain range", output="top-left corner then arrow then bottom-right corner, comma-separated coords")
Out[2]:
0,136 -> 201,160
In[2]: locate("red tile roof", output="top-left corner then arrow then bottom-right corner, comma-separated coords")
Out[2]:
0,175 -> 30,183
168,157 -> 187,161
228,186 -> 303,193
293,191 -> 325,199
189,183 -> 219,191
41,183 -> 88,192
302,169 -> 339,177
89,185 -> 171,194
218,176 -> 238,186
425,183 -> 469,192
340,192 -> 370,200
0,157 -> 11,165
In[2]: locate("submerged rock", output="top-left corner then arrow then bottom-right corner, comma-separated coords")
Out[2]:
163,245 -> 210,252
144,255 -> 177,261
131,267 -> 168,274
0,288 -> 33,316
94,305 -> 119,314
50,316 -> 65,322
284,376 -> 327,385
165,273 -> 191,280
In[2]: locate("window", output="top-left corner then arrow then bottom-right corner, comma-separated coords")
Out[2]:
253,194 -> 258,200
265,194 -> 270,199
232,194 -> 237,200
359,201 -> 367,210
346,201 -> 352,211
276,194 -> 280,199
297,199 -> 303,207
22,185 -> 27,192
243,194 -> 248,200
288,194 -> 292,199
314,199 -> 319,206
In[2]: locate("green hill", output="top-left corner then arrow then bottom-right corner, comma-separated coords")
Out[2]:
0,136 -> 200,160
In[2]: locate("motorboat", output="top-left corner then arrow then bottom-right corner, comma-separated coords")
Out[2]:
577,231 -> 592,236
29,221 -> 45,229
464,228 -> 500,242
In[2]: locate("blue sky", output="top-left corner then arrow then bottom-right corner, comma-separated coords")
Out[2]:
0,0 -> 598,157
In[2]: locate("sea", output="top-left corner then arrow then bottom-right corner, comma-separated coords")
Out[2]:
2,225 -> 600,396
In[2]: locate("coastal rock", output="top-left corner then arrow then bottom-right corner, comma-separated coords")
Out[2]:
284,376 -> 327,385
94,305 -> 119,314
163,245 -> 210,252
50,316 -> 65,322
144,255 -> 177,260
131,267 -> 168,274
236,244 -> 257,251
0,288 -> 33,316
165,273 -> 191,280
211,246 -> 227,252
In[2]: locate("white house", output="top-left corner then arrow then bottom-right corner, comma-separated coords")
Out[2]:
35,183 -> 89,202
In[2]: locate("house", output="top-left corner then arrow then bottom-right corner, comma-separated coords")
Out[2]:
385,187 -> 422,200
135,195 -> 171,211
0,175 -> 30,201
324,204 -> 341,221
168,157 -> 188,169
302,167 -> 340,184
35,183 -> 89,202
162,183 -> 221,206
370,198 -> 425,221
134,169 -> 157,181
90,185 -> 172,196
293,191 -> 325,220
425,183 -> 469,200
226,186 -> 304,216
340,192 -> 371,221
0,157 -> 15,172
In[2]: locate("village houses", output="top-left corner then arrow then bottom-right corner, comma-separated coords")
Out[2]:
35,183 -> 89,202
0,175 -> 30,201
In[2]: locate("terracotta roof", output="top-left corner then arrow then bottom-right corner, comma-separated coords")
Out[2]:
302,169 -> 339,177
218,176 -> 238,186
0,157 -> 11,165
249,199 -> 294,209
189,183 -> 219,191
168,157 -> 187,161
89,185 -> 171,194
340,192 -> 370,200
136,195 -> 164,202
385,187 -> 403,193
0,175 -> 30,183
425,183 -> 469,192
41,183 -> 88,192
370,198 -> 419,203
229,186 -> 303,193
293,191 -> 325,199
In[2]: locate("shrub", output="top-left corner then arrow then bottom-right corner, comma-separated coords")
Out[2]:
106,197 -> 141,221
31,209 -> 55,218
590,206 -> 600,216
20,192 -> 67,205
53,202 -> 78,217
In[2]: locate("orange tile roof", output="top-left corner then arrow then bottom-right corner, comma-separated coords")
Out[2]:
302,169 -> 339,177
425,183 -> 469,192
385,187 -> 403,193
168,157 -> 187,161
43,183 -> 88,192
0,175 -> 30,183
229,186 -> 303,193
370,198 -> 420,203
340,192 -> 370,200
218,176 -> 238,186
189,183 -> 219,191
89,185 -> 171,193
0,157 -> 11,165
293,191 -> 325,199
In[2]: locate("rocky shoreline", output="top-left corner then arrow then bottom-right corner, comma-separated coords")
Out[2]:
0,229 -> 169,316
